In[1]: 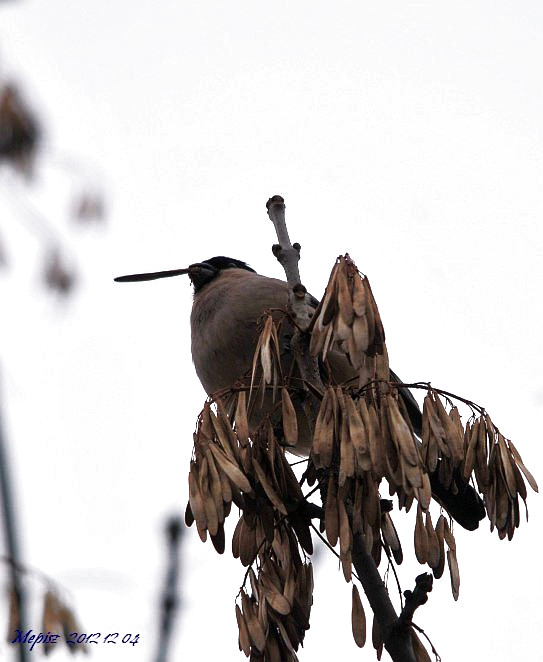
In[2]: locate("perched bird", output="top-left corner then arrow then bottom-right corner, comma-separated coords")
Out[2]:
115,255 -> 485,530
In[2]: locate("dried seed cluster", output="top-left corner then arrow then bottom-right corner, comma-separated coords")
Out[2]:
236,559 -> 313,661
185,254 -> 538,660
7,585 -> 83,655
414,508 -> 459,599
186,393 -> 315,659
309,255 -> 388,382
464,413 -> 538,540
0,84 -> 39,175
42,591 -> 84,654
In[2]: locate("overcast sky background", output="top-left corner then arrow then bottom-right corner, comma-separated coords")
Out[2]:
0,1 -> 542,661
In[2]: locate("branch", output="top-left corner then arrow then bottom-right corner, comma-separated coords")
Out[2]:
399,573 -> 433,627
352,533 -> 418,662
266,195 -> 301,283
154,517 -> 184,662
266,194 -> 324,407
266,195 -> 310,329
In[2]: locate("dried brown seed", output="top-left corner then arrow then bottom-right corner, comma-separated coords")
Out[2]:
208,443 -> 252,494
341,548 -> 353,583
321,265 -> 340,326
239,519 -> 258,567
235,604 -> 251,657
447,548 -> 460,600
241,591 -> 267,653
345,395 -> 371,471
312,387 -> 336,468
417,471 -> 432,511
188,464 -> 208,542
381,512 -> 403,565
433,515 -> 446,579
235,390 -> 249,447
414,505 -> 428,564
411,630 -> 432,662
205,449 -> 224,522
265,630 -> 283,662
337,267 -> 354,326
387,395 -> 419,467
351,271 -> 366,316
252,457 -> 287,516
232,517 -> 242,558
443,518 -> 456,551
210,523 -> 225,554
474,415 -> 489,489
463,418 -> 479,479
351,584 -> 366,648
424,392 -> 449,458
352,314 -> 370,358
325,473 -> 339,547
433,395 -> 463,464
361,399 -> 385,478
184,500 -> 195,527
338,497 -> 352,582
281,388 -> 298,446
248,568 -> 260,603
263,588 -> 291,616
448,406 -> 466,464
260,316 -> 273,385
209,406 -> 235,460
425,511 -> 440,569
199,457 -> 219,536
275,617 -> 297,657
338,495 -> 352,557
497,435 -> 517,498
338,397 -> 355,486
283,566 -> 296,609
508,439 -> 538,493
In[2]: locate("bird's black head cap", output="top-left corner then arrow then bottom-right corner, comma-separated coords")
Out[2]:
190,256 -> 256,292
114,255 -> 255,290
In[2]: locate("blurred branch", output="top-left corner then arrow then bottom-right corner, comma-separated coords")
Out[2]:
0,367 -> 29,662
154,516 -> 184,662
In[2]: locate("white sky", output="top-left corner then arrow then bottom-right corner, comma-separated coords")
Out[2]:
0,1 -> 542,660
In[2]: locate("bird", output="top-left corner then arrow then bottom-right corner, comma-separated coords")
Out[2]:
115,255 -> 485,530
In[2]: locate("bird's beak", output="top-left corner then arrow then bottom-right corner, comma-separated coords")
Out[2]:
114,267 -> 191,282
114,262 -> 218,284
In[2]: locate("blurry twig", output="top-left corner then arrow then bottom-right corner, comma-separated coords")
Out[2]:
154,517 -> 184,662
0,367 -> 29,662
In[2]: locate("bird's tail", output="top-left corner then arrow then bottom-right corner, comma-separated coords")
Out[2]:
429,468 -> 486,531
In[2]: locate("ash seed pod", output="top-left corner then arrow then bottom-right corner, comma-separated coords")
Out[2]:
433,515 -> 446,579
351,584 -> 366,648
235,390 -> 250,446
414,505 -> 428,565
281,388 -> 298,446
424,511 -> 440,569
325,473 -> 339,547
447,548 -> 460,601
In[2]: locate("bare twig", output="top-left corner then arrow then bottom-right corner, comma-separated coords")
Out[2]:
266,195 -> 311,330
266,195 -> 301,283
266,194 -> 324,422
399,573 -> 433,627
